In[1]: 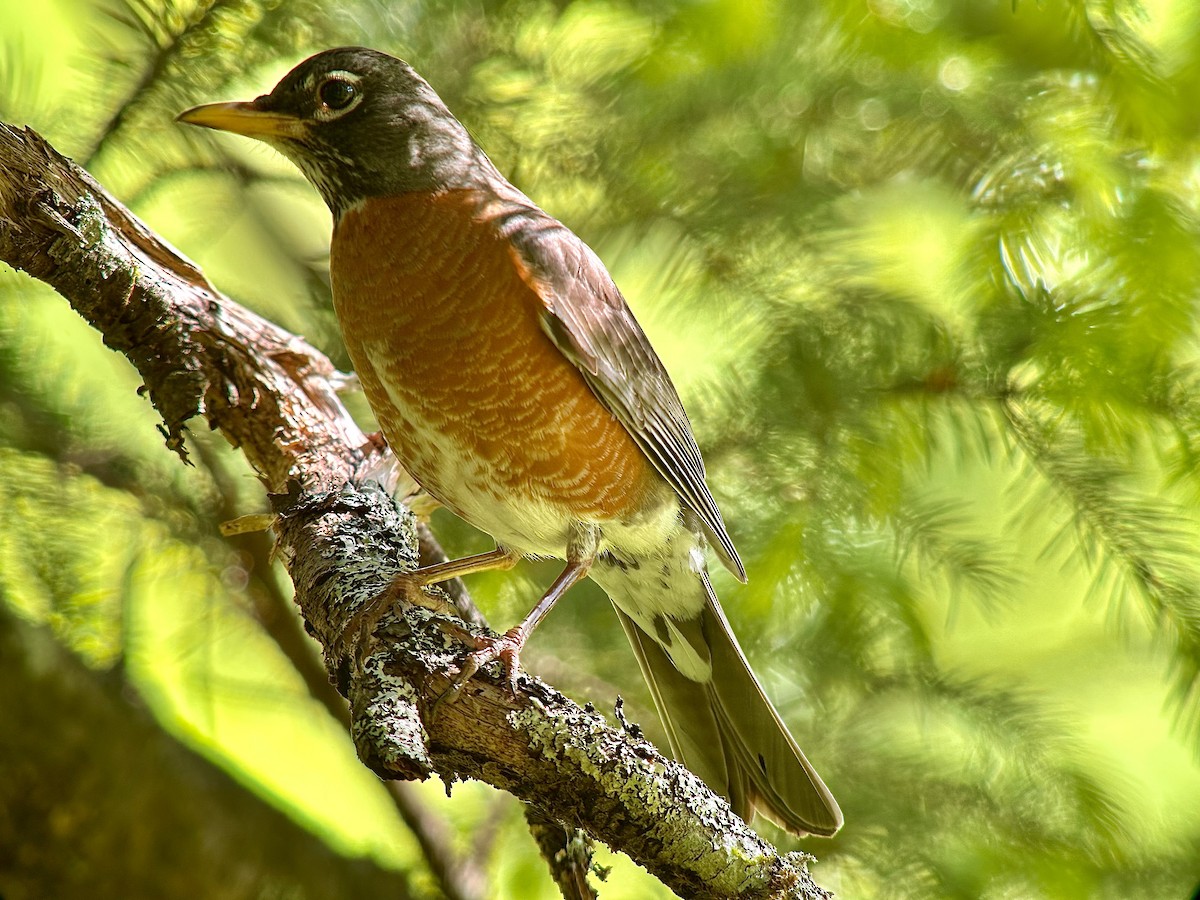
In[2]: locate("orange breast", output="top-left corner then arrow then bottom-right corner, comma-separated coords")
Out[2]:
330,189 -> 659,547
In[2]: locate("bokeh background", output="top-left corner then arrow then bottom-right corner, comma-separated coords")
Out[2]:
4,0 -> 1200,897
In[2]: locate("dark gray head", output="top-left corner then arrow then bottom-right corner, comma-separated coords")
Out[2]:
178,47 -> 496,218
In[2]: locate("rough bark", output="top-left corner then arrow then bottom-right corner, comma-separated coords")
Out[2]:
0,122 -> 830,900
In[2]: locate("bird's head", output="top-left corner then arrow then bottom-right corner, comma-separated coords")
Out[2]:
177,47 -> 488,218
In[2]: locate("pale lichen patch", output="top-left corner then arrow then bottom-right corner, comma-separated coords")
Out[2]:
351,647 -> 433,777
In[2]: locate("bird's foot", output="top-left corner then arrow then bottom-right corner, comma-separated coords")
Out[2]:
339,571 -> 461,660
453,626 -> 528,694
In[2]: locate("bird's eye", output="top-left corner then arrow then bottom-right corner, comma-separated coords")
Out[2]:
318,77 -> 358,111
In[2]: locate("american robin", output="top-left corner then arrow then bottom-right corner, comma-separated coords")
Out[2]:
178,46 -> 842,837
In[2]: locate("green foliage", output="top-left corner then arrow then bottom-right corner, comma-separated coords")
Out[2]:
4,0 -> 1200,896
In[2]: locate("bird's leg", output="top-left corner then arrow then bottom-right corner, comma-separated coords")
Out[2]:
455,525 -> 600,692
343,546 -> 520,651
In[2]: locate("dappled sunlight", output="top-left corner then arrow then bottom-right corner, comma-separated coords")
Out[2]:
4,0 -> 1200,897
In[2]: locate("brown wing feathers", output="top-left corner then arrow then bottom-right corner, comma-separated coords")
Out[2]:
506,210 -> 747,582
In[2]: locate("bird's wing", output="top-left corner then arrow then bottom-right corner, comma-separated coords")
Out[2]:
504,208 -> 745,582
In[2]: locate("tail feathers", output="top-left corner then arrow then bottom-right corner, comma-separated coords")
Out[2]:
616,606 -> 730,790
612,579 -> 842,837
701,581 -> 842,835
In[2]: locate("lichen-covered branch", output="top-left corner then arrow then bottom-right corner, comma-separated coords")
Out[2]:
0,122 -> 829,900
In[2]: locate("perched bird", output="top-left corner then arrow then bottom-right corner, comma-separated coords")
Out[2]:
178,46 -> 841,836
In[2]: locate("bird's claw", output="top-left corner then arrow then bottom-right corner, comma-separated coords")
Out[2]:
338,570 -> 528,709
338,571 -> 461,662
427,626 -> 526,720
452,626 -> 527,694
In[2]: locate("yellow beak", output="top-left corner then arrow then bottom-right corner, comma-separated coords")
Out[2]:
176,101 -> 304,141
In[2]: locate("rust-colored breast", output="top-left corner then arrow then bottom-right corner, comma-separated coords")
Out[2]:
330,190 -> 659,545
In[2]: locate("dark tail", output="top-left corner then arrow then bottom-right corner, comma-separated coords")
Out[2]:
611,574 -> 842,836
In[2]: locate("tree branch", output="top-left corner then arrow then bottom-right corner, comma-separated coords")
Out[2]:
202,442 -> 493,900
0,122 -> 829,900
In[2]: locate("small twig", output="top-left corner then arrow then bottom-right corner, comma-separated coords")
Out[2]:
470,794 -> 512,869
525,809 -> 602,900
387,782 -> 489,900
